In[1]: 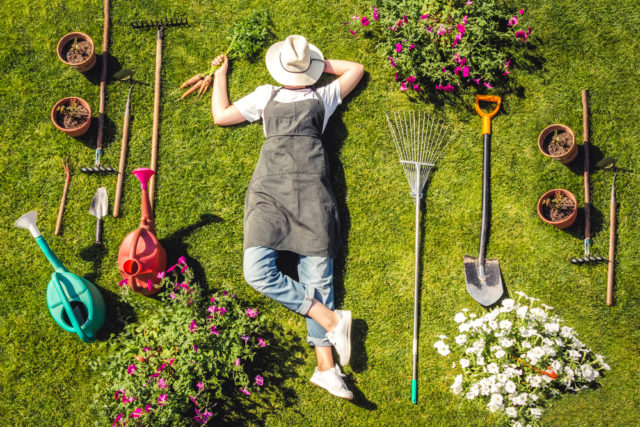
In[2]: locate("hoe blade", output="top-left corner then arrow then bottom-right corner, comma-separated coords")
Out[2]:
464,255 -> 504,307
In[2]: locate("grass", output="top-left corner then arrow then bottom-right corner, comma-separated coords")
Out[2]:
1,0 -> 639,424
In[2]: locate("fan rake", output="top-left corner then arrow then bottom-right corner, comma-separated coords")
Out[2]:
386,111 -> 457,404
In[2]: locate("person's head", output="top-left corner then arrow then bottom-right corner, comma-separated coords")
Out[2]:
265,35 -> 324,88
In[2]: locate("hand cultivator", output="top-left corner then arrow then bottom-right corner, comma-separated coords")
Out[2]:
112,70 -> 135,217
386,110 -> 456,405
131,17 -> 188,210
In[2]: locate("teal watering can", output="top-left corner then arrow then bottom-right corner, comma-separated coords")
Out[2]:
14,211 -> 105,342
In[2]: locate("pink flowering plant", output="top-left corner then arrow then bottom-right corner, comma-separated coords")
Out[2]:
91,259 -> 267,426
346,0 -> 532,95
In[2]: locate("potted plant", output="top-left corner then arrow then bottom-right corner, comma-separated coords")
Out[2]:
538,124 -> 577,164
537,188 -> 577,229
56,32 -> 96,72
51,97 -> 91,137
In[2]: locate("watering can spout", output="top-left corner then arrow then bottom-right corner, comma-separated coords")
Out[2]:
132,168 -> 155,190
14,211 -> 41,238
132,168 -> 155,229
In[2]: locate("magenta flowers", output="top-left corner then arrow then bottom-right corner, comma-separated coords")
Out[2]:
255,375 -> 264,386
246,308 -> 258,318
127,363 -> 137,375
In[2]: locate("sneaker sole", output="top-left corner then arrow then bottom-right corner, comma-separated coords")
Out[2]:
341,310 -> 352,366
310,378 -> 354,400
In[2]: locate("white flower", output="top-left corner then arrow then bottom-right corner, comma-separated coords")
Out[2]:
527,375 -> 543,388
543,344 -> 556,357
458,322 -> 471,333
499,337 -> 515,348
529,407 -> 543,419
516,305 -> 528,319
560,326 -> 575,338
512,422 -> 524,427
455,334 -> 468,345
438,334 -> 448,339
596,354 -> 611,370
476,355 -> 485,366
565,367 -> 575,381
450,374 -> 463,395
505,407 -> 518,418
487,393 -> 504,412
485,309 -> 500,321
469,313 -> 477,319
487,363 -> 500,374
568,349 -> 581,360
530,307 -> 547,320
479,380 -> 491,396
465,391 -> 476,400
504,380 -> 517,394
434,340 -> 450,356
460,358 -> 470,369
495,349 -> 506,359
501,298 -> 515,310
544,322 -> 560,334
551,360 -> 563,373
499,319 -> 513,330
454,312 -> 467,323
511,393 -> 528,406
522,340 -> 532,350
580,364 -> 599,381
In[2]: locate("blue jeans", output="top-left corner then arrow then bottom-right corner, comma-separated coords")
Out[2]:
243,246 -> 334,347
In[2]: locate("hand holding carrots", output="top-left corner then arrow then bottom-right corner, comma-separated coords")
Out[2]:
212,54 -> 228,78
179,54 -> 227,99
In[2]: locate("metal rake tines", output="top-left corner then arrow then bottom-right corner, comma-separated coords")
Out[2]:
385,111 -> 457,197
569,255 -> 608,265
80,165 -> 118,174
130,17 -> 188,29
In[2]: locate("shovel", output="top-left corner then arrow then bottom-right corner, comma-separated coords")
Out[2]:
464,95 -> 504,306
89,186 -> 108,244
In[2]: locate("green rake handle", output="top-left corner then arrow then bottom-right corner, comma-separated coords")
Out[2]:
411,379 -> 418,404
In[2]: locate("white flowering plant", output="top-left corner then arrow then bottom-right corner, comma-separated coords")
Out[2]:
434,291 -> 610,426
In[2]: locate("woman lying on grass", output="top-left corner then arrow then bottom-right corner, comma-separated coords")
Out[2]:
212,35 -> 364,399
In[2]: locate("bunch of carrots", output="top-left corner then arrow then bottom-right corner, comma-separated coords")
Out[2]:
179,10 -> 272,100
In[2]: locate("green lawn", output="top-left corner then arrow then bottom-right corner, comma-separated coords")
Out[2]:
1,0 -> 639,425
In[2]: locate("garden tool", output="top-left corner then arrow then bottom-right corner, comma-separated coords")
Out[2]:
117,168 -> 167,295
14,211 -> 105,342
80,0 -> 117,175
54,158 -> 71,235
464,95 -> 504,307
89,186 -> 108,245
131,17 -> 188,210
113,71 -> 135,217
386,111 -> 457,405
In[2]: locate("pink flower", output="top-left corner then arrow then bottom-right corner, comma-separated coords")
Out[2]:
427,26 -> 433,33
394,73 -> 399,81
387,56 -> 397,67
130,408 -> 143,418
122,395 -> 136,404
351,14 -> 360,20
435,84 -> 455,92
505,59 -> 512,68
389,25 -> 398,31
190,396 -> 198,406
405,75 -> 416,84
441,67 -> 448,73
210,325 -> 219,335
118,279 -> 127,287
420,14 -> 429,20
158,394 -> 168,406
147,280 -> 153,291
484,82 -> 494,88
402,15 -> 408,24
461,66 -> 470,78
189,320 -> 198,332
156,271 -> 166,280
452,33 -> 463,47
413,84 -> 421,92
361,16 -> 369,26
112,414 -> 123,427
197,381 -> 205,391
454,66 -> 461,75
508,16 -> 518,26
127,364 -> 137,375
239,388 -> 251,396
210,296 -> 216,303
246,308 -> 258,318
372,6 -> 379,21
157,363 -> 167,373
208,306 -> 217,314
437,25 -> 447,36
466,0 -> 473,4
178,256 -> 187,265
218,307 -> 227,315
167,358 -> 176,366
349,29 -> 357,38
181,265 -> 188,273
144,404 -> 152,413
193,344 -> 199,352
409,44 -> 416,50
463,15 -> 468,24
142,347 -> 150,352
169,292 -> 177,299
257,337 -> 267,347
457,23 -> 466,34
473,78 -> 481,85
395,43 -> 402,53
158,378 -> 168,389
519,8 -> 524,15
399,82 -> 408,91
167,264 -> 177,273
515,27 -> 532,43
149,373 -> 160,378
235,358 -> 242,366
255,375 -> 264,386
241,334 -> 250,344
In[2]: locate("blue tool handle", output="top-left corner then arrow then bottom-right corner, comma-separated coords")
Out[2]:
36,236 -> 68,273
411,379 -> 418,404
51,273 -> 92,342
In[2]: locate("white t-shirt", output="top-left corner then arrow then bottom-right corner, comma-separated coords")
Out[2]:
233,80 -> 342,135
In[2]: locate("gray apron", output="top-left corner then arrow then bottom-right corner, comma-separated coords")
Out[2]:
243,88 -> 340,257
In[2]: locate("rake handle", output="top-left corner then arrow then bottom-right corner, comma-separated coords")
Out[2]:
582,90 -> 591,246
607,173 -> 617,306
54,171 -> 71,236
96,0 -> 110,157
149,27 -> 163,212
113,90 -> 132,217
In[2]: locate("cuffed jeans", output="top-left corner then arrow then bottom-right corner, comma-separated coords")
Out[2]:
243,246 -> 334,347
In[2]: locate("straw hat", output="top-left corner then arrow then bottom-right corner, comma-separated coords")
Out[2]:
265,35 -> 324,86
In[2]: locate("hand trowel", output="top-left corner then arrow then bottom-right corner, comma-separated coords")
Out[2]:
89,186 -> 108,245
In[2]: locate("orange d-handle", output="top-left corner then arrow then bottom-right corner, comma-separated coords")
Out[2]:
475,95 -> 502,135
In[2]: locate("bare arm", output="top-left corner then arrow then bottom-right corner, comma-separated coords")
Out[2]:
211,54 -> 246,126
323,59 -> 364,99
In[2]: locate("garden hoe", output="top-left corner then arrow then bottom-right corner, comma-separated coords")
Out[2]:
80,0 -> 117,174
14,211 -> 106,342
464,95 -> 504,307
386,111 -> 456,405
131,17 -> 188,210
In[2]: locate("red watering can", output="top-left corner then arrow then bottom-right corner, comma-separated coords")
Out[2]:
118,168 -> 166,295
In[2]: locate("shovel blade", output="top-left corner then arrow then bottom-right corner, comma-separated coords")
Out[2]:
464,255 -> 504,306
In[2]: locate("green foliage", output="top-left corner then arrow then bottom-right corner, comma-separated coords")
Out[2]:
90,263 -> 267,425
346,0 -> 531,95
226,10 -> 273,60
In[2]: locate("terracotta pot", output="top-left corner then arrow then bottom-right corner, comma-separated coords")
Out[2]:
537,188 -> 578,229
538,124 -> 577,164
56,32 -> 96,72
51,97 -> 92,137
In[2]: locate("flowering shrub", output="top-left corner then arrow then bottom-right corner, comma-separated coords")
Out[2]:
345,0 -> 532,94
434,292 -> 610,426
91,259 -> 267,426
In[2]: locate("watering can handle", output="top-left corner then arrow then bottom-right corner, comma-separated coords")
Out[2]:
51,273 -> 92,342
475,95 -> 501,135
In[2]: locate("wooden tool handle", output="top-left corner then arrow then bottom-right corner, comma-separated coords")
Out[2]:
149,28 -> 163,211
54,178 -> 70,235
582,90 -> 591,240
113,112 -> 131,217
607,177 -> 616,306
96,0 -> 110,152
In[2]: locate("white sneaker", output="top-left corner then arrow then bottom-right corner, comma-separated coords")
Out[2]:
310,364 -> 354,400
326,310 -> 352,366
